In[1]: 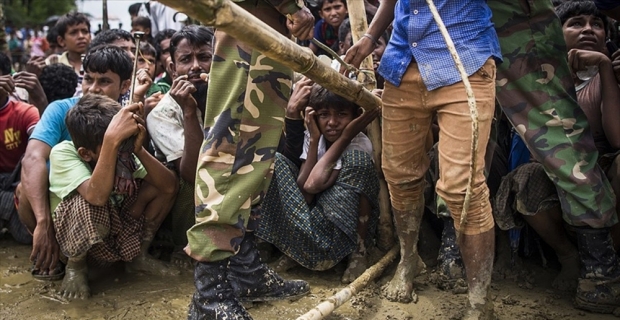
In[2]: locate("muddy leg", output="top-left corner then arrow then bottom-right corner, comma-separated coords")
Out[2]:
460,228 -> 495,319
342,195 -> 371,284
382,204 -> 426,303
59,253 -> 89,299
126,181 -> 180,276
522,206 -> 579,291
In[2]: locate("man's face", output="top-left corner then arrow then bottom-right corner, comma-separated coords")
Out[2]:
58,23 -> 91,54
138,53 -> 157,79
562,14 -> 606,52
158,38 -> 172,71
171,39 -> 213,88
112,38 -> 136,60
82,69 -> 130,101
319,0 -> 348,28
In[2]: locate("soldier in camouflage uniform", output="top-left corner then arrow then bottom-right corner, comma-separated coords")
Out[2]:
489,0 -> 620,314
184,0 -> 315,319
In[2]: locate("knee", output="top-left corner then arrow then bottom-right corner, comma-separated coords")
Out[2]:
387,179 -> 425,212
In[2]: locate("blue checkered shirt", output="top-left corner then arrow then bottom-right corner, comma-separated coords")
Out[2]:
377,0 -> 502,90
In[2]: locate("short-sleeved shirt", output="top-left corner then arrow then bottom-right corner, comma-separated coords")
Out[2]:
48,141 -> 147,212
146,93 -> 203,163
0,100 -> 40,173
29,96 -> 80,148
300,131 -> 373,170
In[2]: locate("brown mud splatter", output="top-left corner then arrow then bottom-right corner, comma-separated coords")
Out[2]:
0,239 -> 616,320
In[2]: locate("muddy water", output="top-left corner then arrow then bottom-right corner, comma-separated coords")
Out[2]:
0,239 -> 614,320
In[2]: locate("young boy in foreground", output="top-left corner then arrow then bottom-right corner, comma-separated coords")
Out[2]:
49,94 -> 177,299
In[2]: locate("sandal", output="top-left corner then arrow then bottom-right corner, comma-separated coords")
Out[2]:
31,260 -> 66,281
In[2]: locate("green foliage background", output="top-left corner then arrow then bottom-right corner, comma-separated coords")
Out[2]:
2,0 -> 77,27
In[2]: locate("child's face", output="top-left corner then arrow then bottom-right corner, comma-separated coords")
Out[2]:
138,53 -> 157,79
339,32 -> 353,55
319,0 -> 348,28
562,14 -> 606,52
82,69 -> 130,102
131,25 -> 150,36
58,23 -> 91,54
316,107 -> 355,143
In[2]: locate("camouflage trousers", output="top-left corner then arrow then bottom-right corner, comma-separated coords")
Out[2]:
185,1 -> 293,262
489,0 -> 617,227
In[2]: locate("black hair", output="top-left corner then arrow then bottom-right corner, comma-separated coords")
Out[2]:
38,64 -> 78,103
46,26 -> 59,47
82,45 -> 133,82
129,2 -> 150,16
153,28 -> 176,57
55,12 -> 91,38
556,0 -> 609,35
89,29 -> 133,50
338,18 -> 351,45
0,52 -> 12,76
309,83 -> 360,115
132,16 -> 151,30
66,94 -> 121,152
139,41 -> 157,59
317,0 -> 347,10
169,25 -> 214,62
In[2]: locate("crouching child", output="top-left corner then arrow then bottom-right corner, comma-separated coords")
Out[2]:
49,94 -> 178,299
257,83 -> 381,283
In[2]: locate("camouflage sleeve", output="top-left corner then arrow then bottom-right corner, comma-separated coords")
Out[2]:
263,0 -> 304,15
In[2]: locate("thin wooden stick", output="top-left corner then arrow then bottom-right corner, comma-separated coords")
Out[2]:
157,0 -> 382,112
424,0 -> 479,238
296,245 -> 399,320
346,0 -> 394,251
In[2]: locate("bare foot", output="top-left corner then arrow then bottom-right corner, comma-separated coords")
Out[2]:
59,264 -> 90,300
341,253 -> 367,284
126,254 -> 181,276
552,253 -> 579,292
382,252 -> 425,303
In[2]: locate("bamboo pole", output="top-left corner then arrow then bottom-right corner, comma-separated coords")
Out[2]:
296,245 -> 399,320
346,0 -> 394,252
157,0 -> 382,111
424,0 -> 479,237
102,0 -> 110,31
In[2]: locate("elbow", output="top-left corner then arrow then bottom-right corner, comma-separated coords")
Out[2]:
303,181 -> 322,195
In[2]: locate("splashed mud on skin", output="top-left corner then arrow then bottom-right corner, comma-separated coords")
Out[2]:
0,238 -> 618,320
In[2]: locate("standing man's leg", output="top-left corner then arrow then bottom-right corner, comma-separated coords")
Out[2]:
435,59 -> 497,319
490,0 -> 619,313
185,2 -> 309,319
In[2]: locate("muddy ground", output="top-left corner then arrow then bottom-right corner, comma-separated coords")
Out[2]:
0,237 -> 616,320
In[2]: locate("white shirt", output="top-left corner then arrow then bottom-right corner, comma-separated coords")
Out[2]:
146,93 -> 203,163
300,131 -> 373,170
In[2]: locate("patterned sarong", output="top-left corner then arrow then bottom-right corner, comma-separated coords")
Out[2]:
54,192 -> 144,267
256,150 -> 379,270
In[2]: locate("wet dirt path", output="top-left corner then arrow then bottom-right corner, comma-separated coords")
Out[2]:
0,239 -> 614,319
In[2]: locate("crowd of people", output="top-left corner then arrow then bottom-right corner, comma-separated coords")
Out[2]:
1,0 -> 620,319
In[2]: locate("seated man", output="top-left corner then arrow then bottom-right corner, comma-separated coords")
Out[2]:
0,52 -> 39,245
50,94 -> 177,299
146,25 -> 212,249
256,82 -> 381,283
494,0 -> 620,313
17,45 -> 157,281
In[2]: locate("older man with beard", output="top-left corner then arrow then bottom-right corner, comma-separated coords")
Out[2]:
146,25 -> 213,250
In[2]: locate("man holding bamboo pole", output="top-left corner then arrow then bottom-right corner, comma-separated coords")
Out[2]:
183,0 -> 315,319
343,0 -> 501,318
